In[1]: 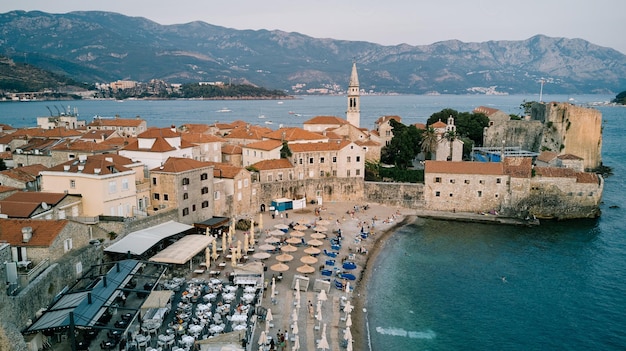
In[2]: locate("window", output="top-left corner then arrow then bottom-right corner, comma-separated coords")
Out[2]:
464,180 -> 470,184
164,194 -> 169,201
332,170 -> 337,176
183,193 -> 188,200
299,172 -> 304,180
496,178 -> 501,184
278,173 -> 283,181
299,158 -> 303,165
347,156 -> 351,163
320,157 -> 325,163
450,179 -> 455,184
108,181 -> 117,193
267,174 -> 273,182
435,191 -> 441,197
201,187 -> 209,195
244,179 -> 249,187
477,191 -> 482,197
182,208 -> 189,216
479,180 -> 485,184
356,156 -> 360,162
237,192 -> 242,201
201,173 -> 208,180
289,173 -> 294,180
309,157 -> 314,164
238,180 -> 242,189
75,262 -> 83,275
435,177 -> 442,183
356,169 -> 361,176
182,178 -> 190,185
332,157 -> 337,163
154,193 -> 160,200
152,177 -> 157,185
202,201 -> 209,208
192,205 -> 196,211
64,238 -> 73,253
449,193 -> 453,197
122,178 -> 129,190
347,170 -> 351,176
214,191 -> 220,200
70,179 -> 76,188
320,170 -> 325,177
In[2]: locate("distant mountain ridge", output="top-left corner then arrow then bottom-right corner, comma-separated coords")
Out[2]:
1,10 -> 625,95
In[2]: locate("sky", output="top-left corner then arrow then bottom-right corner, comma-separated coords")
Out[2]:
2,0 -> 625,54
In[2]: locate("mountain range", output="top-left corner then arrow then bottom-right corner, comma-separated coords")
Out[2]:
1,10 -> 625,95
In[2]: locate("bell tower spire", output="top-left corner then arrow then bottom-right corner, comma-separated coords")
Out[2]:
346,61 -> 360,128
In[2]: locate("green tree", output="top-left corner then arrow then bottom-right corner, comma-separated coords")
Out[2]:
444,129 -> 457,161
420,127 -> 438,160
381,119 -> 422,169
612,91 -> 626,105
280,141 -> 292,158
0,158 -> 6,171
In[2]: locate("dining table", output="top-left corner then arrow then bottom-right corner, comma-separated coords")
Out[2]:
189,324 -> 203,335
244,286 -> 257,294
230,313 -> 247,323
242,293 -> 255,303
222,292 -> 236,302
181,335 -> 195,347
209,324 -> 224,334
233,324 -> 247,331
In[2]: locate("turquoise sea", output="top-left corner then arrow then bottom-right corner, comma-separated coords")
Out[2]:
1,94 -> 624,350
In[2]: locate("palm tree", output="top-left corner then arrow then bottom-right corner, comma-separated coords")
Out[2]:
420,127 -> 438,160
444,130 -> 457,161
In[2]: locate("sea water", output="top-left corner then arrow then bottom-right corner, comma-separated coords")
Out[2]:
1,94 -> 624,350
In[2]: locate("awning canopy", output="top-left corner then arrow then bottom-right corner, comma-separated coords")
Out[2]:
141,290 -> 173,311
194,216 -> 230,230
149,235 -> 214,265
105,221 -> 194,255
25,260 -> 147,334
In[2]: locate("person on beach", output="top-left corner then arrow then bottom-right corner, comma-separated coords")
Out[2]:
308,301 -> 314,317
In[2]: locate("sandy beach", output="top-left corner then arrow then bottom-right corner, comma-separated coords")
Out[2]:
238,201 -> 412,350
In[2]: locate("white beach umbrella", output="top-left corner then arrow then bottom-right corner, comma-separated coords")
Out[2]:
346,313 -> 352,327
294,278 -> 300,292
344,300 -> 353,319
317,323 -> 329,350
253,252 -> 271,260
258,212 -> 263,231
212,240 -> 218,260
293,335 -> 300,350
258,331 -> 268,346
290,230 -> 306,238
345,281 -> 351,294
231,248 -> 237,267
244,233 -> 249,254
271,277 -> 276,298
222,233 -> 227,252
318,288 -> 328,302
269,229 -> 286,236
265,308 -> 273,333
280,244 -> 298,253
276,253 -> 294,262
250,220 -> 255,242
264,237 -> 280,244
259,243 -> 277,251
292,321 -> 298,335
292,308 -> 298,324
307,239 -> 324,247
316,300 -> 323,330
274,223 -> 289,230
344,326 -> 352,341
293,224 -> 308,231
205,247 -> 211,268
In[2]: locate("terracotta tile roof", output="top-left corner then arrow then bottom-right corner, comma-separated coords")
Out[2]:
0,123 -> 15,131
473,106 -> 500,116
557,153 -> 583,160
355,139 -> 381,147
375,115 -> 402,125
151,157 -> 212,173
0,133 -> 28,144
536,151 -> 558,163
9,128 -> 45,138
121,137 -> 177,152
99,137 -> 133,150
182,132 -> 226,144
0,192 -> 68,218
251,158 -> 293,171
17,138 -> 58,152
224,126 -> 270,141
0,151 -> 12,159
244,139 -> 283,151
430,120 -> 447,128
205,162 -> 245,179
0,164 -> 48,182
413,123 -> 426,130
38,128 -> 83,138
88,117 -> 145,127
0,218 -> 69,247
303,116 -> 348,125
576,172 -> 600,184
503,157 -> 532,178
289,140 -> 351,152
222,144 -> 242,155
263,127 -> 328,142
317,130 -> 343,140
425,161 -> 504,175
180,123 -> 212,134
138,127 -> 179,138
534,167 -> 599,183
46,155 -> 132,175
51,140 -> 117,153
370,130 -> 380,137
0,185 -> 18,193
79,129 -> 116,141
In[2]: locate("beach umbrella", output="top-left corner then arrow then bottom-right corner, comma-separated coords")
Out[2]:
264,237 -> 280,244
316,300 -> 323,330
300,255 -> 318,265
286,237 -> 301,245
310,233 -> 326,239
345,281 -> 351,295
212,240 -> 218,260
228,230 -> 233,246
205,247 -> 211,268
250,219 -> 255,241
231,249 -> 237,267
253,252 -> 271,260
271,277 -> 276,298
290,230 -> 306,237
258,331 -> 268,346
307,239 -> 324,247
294,279 -> 301,306
313,226 -> 328,232
318,288 -> 328,302
346,337 -> 353,351
237,246 -> 242,260
344,326 -> 352,341
259,243 -> 276,251
344,300 -> 354,317
276,253 -> 294,262
274,224 -> 289,230
296,264 -> 315,274
316,220 -> 330,226
221,233 -> 227,251
237,240 -> 242,258
292,308 -> 298,324
281,244 -> 298,253
317,323 -> 329,350
258,212 -> 263,231
293,335 -> 300,351
292,321 -> 298,335
244,233 -> 249,254
270,263 -> 289,272
304,247 -> 321,255
293,224 -> 308,231
265,308 -> 273,334
269,229 -> 286,236
346,313 -> 352,328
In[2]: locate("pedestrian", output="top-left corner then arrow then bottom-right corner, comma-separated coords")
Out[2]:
308,301 -> 314,317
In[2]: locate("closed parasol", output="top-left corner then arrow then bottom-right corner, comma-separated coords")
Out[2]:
212,241 -> 218,260
304,247 -> 321,255
270,263 -> 289,272
307,239 -> 324,247
310,233 -> 326,239
300,255 -> 318,265
296,264 -> 315,274
265,308 -> 273,334
280,244 -> 298,253
275,253 -> 294,262
317,323 -> 329,350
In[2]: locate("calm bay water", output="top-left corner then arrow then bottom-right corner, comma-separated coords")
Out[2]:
1,94 -> 624,350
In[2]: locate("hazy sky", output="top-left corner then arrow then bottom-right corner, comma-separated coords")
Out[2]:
2,0 -> 625,54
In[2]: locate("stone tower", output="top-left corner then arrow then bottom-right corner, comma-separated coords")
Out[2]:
346,62 -> 360,128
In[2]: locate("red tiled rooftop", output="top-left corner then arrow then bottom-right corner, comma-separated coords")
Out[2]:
0,218 -> 68,247
251,158 -> 293,171
425,161 -> 504,175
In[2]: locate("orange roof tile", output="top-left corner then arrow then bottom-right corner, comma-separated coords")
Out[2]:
413,123 -> 426,130
182,132 -> 226,144
52,140 -> 117,153
503,157 -> 532,178
244,139 -> 283,151
0,192 -> 68,218
430,120 -> 447,128
557,154 -> 583,160
303,116 -> 348,125
222,144 -> 242,155
138,127 -> 179,138
375,115 -> 402,125
251,158 -> 293,171
425,161 -> 504,175
88,117 -> 145,127
151,157 -> 212,173
46,155 -> 133,175
38,128 -> 82,138
289,140 -> 351,152
263,127 -> 328,142
0,218 -> 69,247
0,164 -> 48,182
205,162 -> 245,179
534,167 -> 599,183
536,151 -> 558,163
224,126 -> 270,140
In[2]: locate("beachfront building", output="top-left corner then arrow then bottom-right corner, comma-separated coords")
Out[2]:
40,154 -> 142,218
119,127 -> 194,171
241,139 -> 283,167
148,157 -> 215,224
289,140 -> 365,180
206,162 -> 253,217
181,132 -> 225,163
375,115 -> 402,146
250,158 -> 294,183
86,116 -> 147,137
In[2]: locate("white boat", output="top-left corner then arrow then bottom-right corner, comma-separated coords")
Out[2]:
216,108 -> 232,113
277,101 -> 284,104
264,121 -> 273,125
258,114 -> 266,119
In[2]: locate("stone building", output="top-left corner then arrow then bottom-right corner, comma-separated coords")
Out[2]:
346,62 -> 361,128
119,127 -> 195,171
241,139 -> 283,167
181,132 -> 225,163
221,144 -> 243,167
205,162 -> 253,217
473,106 -> 510,126
86,116 -> 147,137
375,115 -> 402,146
0,192 -> 82,219
289,140 -> 365,180
250,158 -> 295,183
149,157 -> 215,224
303,116 -> 349,133
0,164 -> 47,191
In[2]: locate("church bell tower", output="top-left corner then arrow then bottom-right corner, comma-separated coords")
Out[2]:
346,62 -> 360,128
